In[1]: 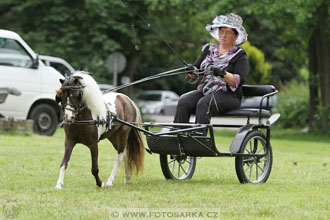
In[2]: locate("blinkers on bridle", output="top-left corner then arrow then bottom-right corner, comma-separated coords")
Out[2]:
60,76 -> 85,119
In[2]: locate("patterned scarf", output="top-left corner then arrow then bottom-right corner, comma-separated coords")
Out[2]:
198,44 -> 242,95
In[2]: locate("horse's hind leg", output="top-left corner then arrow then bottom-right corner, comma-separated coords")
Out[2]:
90,143 -> 103,187
104,150 -> 125,187
55,140 -> 74,190
123,148 -> 131,184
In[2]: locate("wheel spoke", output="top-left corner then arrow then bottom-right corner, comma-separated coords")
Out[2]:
171,160 -> 176,174
243,157 -> 255,163
246,142 -> 251,154
256,163 -> 264,173
244,160 -> 256,173
177,162 -> 180,177
260,158 -> 267,163
256,145 -> 265,154
249,164 -> 253,180
179,163 -> 188,175
256,162 -> 258,180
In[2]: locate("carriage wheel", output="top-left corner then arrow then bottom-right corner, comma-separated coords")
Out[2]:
159,155 -> 196,180
235,130 -> 273,184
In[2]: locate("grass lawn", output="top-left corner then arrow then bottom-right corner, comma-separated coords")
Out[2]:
0,127 -> 329,219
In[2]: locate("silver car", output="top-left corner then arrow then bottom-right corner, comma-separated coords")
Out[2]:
136,90 -> 179,115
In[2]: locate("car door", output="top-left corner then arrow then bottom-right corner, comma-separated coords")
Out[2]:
163,92 -> 179,115
0,37 -> 42,119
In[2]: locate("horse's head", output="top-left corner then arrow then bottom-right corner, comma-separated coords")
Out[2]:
56,75 -> 85,123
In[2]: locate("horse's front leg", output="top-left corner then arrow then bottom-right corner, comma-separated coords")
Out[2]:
104,149 -> 125,187
89,143 -> 103,187
55,139 -> 75,190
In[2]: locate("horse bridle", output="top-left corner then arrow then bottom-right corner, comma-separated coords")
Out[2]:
59,76 -> 113,127
60,76 -> 86,116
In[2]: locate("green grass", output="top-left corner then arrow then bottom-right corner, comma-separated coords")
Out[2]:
0,128 -> 329,219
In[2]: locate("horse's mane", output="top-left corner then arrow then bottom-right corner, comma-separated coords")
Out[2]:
73,71 -> 106,119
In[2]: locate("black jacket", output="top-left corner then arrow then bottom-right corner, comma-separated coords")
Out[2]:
193,45 -> 249,99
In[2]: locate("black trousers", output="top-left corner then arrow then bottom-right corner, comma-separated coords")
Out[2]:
174,90 -> 241,125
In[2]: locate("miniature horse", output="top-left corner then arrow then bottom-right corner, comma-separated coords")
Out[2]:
54,72 -> 144,189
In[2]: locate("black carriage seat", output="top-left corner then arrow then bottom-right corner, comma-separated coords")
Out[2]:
219,85 -> 277,118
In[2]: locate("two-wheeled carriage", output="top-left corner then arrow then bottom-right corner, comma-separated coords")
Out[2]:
117,84 -> 280,184
55,73 -> 280,188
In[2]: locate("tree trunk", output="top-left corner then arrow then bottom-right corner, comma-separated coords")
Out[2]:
316,1 -> 330,109
308,0 -> 330,129
308,31 -> 319,127
120,49 -> 141,97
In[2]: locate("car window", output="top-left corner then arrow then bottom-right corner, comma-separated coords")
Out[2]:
167,92 -> 179,101
0,37 -> 33,68
137,93 -> 162,101
49,61 -> 72,76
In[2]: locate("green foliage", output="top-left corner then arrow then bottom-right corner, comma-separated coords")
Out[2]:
0,0 -> 328,104
240,41 -> 271,84
0,0 -> 301,92
0,0 -> 140,83
274,81 -> 309,129
310,106 -> 330,135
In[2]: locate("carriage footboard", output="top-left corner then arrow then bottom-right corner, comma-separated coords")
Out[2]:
141,123 -> 221,157
146,134 -> 220,157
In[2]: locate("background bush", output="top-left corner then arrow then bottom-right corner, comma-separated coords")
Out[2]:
240,41 -> 271,84
274,81 -> 309,129
309,105 -> 330,135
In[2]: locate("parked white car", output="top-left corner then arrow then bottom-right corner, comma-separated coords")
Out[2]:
136,90 -> 179,115
40,55 -> 114,91
40,55 -> 75,76
0,29 -> 63,136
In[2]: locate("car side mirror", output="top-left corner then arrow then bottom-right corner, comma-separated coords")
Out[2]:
32,54 -> 39,69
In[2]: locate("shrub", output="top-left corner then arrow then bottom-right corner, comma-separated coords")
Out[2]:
240,41 -> 272,84
310,106 -> 330,135
274,81 -> 309,129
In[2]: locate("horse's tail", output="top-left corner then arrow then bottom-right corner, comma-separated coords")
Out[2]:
127,104 -> 144,175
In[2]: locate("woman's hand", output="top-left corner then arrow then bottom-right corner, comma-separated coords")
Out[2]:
223,72 -> 237,88
187,73 -> 197,80
186,64 -> 198,80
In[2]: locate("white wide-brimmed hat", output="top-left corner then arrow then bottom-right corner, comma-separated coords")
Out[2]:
206,13 -> 248,45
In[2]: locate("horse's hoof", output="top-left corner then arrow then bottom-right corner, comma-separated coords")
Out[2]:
124,178 -> 131,184
55,185 -> 62,190
105,182 -> 113,188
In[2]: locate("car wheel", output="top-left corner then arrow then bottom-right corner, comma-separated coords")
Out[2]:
29,104 -> 58,136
